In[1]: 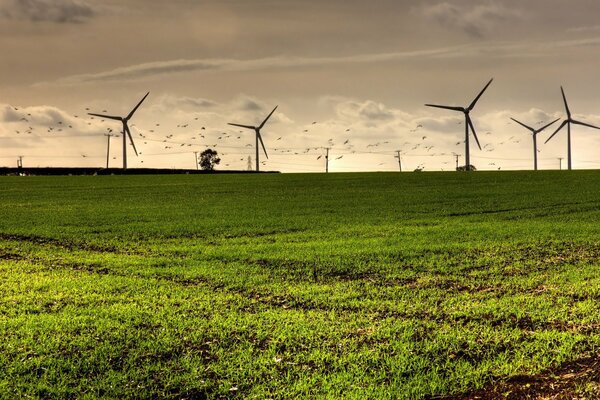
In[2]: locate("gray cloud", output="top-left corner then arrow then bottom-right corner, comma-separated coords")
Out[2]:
422,1 -> 518,38
151,94 -> 217,112
1,104 -> 75,126
335,100 -> 397,124
233,97 -> 264,112
0,0 -> 95,24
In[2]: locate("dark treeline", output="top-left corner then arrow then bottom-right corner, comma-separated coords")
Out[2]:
0,168 -> 280,176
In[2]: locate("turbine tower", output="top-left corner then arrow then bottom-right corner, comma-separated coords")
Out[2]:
510,117 -> 559,170
228,106 -> 278,172
426,79 -> 493,171
545,87 -> 600,170
88,92 -> 149,170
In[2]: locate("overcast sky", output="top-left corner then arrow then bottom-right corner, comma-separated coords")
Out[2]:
3,0 -> 600,171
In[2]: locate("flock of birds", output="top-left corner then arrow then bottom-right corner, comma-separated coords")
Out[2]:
4,104 -> 560,171
4,81 -> 594,171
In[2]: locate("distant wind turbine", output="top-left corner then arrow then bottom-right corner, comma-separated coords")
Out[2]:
228,106 -> 278,172
545,87 -> 600,170
426,78 -> 493,171
88,92 -> 149,170
510,117 -> 559,170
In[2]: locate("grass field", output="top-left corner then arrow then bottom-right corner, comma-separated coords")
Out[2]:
0,171 -> 598,399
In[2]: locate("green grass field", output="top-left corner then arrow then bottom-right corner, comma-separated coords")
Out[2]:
0,172 -> 598,399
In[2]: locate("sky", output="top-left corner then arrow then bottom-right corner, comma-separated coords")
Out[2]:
3,0 -> 600,172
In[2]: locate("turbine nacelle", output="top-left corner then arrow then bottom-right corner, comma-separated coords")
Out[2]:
227,106 -> 278,166
511,117 -> 559,136
425,78 -> 493,160
87,92 -> 149,167
545,87 -> 600,145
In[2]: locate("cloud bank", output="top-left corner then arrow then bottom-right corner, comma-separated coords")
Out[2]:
0,0 -> 96,24
421,1 -> 519,38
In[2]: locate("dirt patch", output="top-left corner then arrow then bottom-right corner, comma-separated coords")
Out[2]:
438,356 -> 599,400
0,233 -> 121,254
0,251 -> 27,261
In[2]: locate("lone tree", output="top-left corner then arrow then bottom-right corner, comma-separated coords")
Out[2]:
456,164 -> 477,171
199,149 -> 220,171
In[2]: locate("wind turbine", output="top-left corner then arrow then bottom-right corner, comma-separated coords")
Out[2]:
510,117 -> 559,170
88,92 -> 149,170
545,87 -> 600,170
228,106 -> 278,172
426,78 -> 493,171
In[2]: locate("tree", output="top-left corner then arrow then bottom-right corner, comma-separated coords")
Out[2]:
456,164 -> 477,171
199,149 -> 220,171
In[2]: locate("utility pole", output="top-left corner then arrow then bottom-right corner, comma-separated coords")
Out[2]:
247,156 -> 252,171
194,151 -> 199,170
104,133 -> 113,169
395,150 -> 402,172
454,154 -> 460,171
558,157 -> 563,170
17,156 -> 23,169
325,148 -> 330,173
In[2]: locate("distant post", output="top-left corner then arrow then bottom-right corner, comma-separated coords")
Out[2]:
194,151 -> 199,170
104,134 -> 112,169
454,154 -> 460,171
325,148 -> 330,173
558,157 -> 563,170
17,156 -> 23,169
395,150 -> 402,172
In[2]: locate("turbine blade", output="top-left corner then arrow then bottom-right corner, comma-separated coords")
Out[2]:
467,116 -> 482,150
88,113 -> 122,121
424,104 -> 464,112
124,124 -> 138,156
468,78 -> 493,111
544,120 -> 568,144
228,123 -> 255,130
257,130 -> 268,159
571,119 -> 600,130
535,118 -> 560,133
510,117 -> 534,132
126,92 -> 150,120
258,106 -> 278,129
560,86 -> 571,118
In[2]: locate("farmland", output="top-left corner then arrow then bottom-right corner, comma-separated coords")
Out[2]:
0,171 -> 598,399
